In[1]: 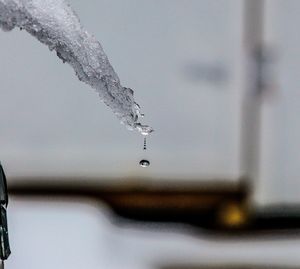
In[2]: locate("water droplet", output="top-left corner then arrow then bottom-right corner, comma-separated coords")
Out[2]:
139,159 -> 150,168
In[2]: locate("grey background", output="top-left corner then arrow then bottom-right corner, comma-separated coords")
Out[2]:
1,0 -> 300,204
3,1 -> 300,269
0,0 -> 242,180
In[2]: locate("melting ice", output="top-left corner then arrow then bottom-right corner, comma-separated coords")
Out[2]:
0,0 -> 153,135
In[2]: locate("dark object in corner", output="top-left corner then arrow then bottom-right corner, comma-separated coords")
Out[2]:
0,163 -> 11,260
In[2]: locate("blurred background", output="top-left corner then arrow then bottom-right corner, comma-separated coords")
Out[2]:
1,0 -> 300,268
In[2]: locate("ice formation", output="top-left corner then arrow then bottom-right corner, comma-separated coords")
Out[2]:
0,0 -> 153,135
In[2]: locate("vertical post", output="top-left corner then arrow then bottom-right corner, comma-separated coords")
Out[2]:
240,0 -> 265,191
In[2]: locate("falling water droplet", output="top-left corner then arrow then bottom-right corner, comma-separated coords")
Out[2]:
139,159 -> 150,168
139,137 -> 150,167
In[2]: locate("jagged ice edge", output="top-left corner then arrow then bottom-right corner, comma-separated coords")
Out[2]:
0,0 -> 153,135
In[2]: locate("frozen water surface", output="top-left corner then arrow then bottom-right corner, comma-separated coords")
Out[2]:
0,0 -> 153,135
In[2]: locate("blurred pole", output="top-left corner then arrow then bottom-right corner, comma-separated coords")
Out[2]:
240,0 -> 265,193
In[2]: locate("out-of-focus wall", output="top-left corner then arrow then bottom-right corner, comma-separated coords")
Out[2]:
1,0 -> 300,205
0,0 -> 243,180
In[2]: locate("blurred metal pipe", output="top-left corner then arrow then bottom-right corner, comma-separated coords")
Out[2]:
8,177 -> 248,230
7,178 -> 300,233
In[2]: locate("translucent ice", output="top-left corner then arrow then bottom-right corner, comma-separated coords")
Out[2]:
0,0 -> 153,135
